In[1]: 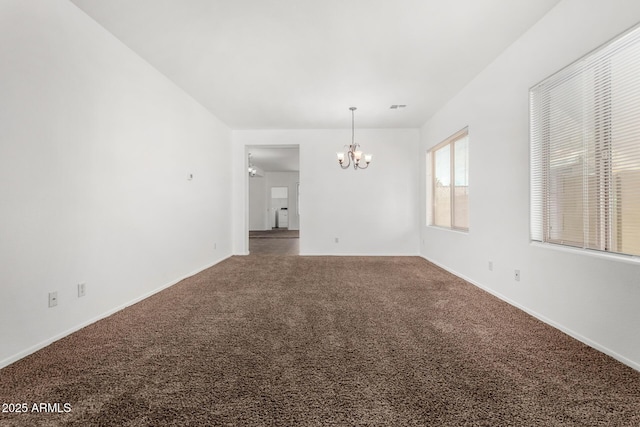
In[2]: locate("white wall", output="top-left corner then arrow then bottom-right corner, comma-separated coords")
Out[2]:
248,176 -> 268,230
0,0 -> 232,367
420,0 -> 640,370
234,129 -> 420,255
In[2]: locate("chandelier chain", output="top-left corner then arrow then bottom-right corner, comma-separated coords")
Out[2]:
352,107 -> 355,146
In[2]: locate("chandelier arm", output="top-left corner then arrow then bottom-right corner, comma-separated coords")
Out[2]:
339,147 -> 351,169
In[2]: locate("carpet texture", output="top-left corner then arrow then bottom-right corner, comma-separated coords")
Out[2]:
1,256 -> 639,426
249,237 -> 299,256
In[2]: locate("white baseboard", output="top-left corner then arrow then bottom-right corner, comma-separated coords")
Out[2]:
420,255 -> 640,373
0,254 -> 233,370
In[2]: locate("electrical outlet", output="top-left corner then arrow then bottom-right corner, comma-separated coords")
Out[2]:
48,292 -> 58,308
514,269 -> 521,281
214,242 -> 217,250
78,283 -> 86,297
335,237 -> 339,243
488,261 -> 493,271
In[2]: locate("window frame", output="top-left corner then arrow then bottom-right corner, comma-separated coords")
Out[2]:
427,127 -> 469,232
530,23 -> 640,258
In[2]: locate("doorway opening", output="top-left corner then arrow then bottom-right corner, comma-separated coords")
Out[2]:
246,145 -> 300,255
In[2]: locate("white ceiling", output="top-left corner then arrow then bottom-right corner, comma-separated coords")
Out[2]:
70,0 -> 560,130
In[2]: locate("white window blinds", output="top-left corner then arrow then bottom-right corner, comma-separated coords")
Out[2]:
531,24 -> 640,257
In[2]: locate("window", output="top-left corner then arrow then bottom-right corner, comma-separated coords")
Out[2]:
531,24 -> 640,257
428,128 -> 469,230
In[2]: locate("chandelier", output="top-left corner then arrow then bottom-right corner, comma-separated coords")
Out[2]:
337,107 -> 372,170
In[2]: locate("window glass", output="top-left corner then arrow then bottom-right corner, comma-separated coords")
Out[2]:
429,129 -> 469,231
454,135 -> 469,229
434,144 -> 451,228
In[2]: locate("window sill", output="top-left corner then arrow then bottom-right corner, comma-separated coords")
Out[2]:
427,225 -> 469,235
530,241 -> 640,266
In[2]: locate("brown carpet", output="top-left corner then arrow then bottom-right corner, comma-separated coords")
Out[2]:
1,256 -> 639,426
249,236 -> 299,256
